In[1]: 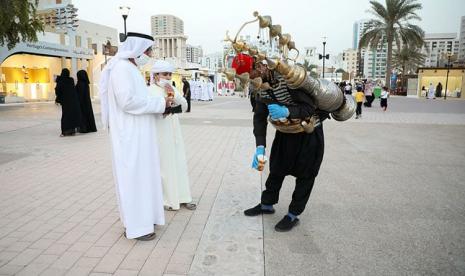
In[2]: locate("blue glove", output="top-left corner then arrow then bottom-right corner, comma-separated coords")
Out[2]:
268,104 -> 289,120
251,146 -> 265,170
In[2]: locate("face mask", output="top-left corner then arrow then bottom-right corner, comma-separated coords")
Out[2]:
134,54 -> 150,67
157,78 -> 171,87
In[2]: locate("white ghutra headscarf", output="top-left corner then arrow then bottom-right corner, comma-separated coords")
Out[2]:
98,32 -> 154,129
151,60 -> 175,73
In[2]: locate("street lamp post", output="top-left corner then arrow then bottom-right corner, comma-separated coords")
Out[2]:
444,52 -> 452,100
319,38 -> 330,79
119,6 -> 130,36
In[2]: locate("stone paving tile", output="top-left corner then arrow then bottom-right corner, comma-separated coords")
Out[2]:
1,98 -> 464,275
0,264 -> 25,275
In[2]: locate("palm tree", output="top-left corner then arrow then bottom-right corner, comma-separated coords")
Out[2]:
0,0 -> 44,50
392,44 -> 425,74
302,60 -> 319,78
392,44 -> 425,93
358,0 -> 424,89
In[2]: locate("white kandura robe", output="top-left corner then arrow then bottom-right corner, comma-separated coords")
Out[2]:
148,84 -> 192,210
107,60 -> 166,239
207,81 -> 214,100
428,85 -> 435,98
200,82 -> 209,101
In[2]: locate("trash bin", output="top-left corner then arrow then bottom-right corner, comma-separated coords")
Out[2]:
0,93 -> 5,104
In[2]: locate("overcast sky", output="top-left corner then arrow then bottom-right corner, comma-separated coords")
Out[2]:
73,0 -> 465,55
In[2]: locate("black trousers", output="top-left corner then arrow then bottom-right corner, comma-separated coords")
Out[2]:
186,97 -> 191,112
259,128 -> 324,216
356,102 -> 362,115
261,173 -> 316,216
250,95 -> 256,112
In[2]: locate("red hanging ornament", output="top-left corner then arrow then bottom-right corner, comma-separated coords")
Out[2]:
231,53 -> 253,75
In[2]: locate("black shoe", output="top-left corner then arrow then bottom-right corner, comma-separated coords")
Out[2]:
244,204 -> 275,216
125,232 -> 156,241
135,232 -> 156,241
275,215 -> 299,232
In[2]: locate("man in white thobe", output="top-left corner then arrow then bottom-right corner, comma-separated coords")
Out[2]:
207,79 -> 214,101
189,79 -> 196,100
200,80 -> 209,101
99,32 -> 172,241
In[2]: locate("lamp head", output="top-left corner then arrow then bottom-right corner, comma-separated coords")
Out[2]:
119,6 -> 130,17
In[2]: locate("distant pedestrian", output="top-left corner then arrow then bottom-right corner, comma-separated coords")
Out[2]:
344,82 -> 352,95
182,78 -> 191,112
421,86 -> 427,98
76,70 -> 97,133
428,82 -> 435,99
435,82 -> 442,98
363,80 -> 375,107
339,81 -> 346,93
355,86 -> 365,119
380,86 -> 389,111
207,78 -> 214,101
55,68 -> 81,137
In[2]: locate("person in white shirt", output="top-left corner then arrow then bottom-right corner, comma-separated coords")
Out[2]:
428,82 -> 435,99
207,78 -> 214,101
149,60 -> 196,211
344,82 -> 352,95
99,32 -> 171,241
380,86 -> 390,111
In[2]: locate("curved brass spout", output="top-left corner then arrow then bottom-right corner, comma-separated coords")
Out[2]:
233,17 -> 259,42
253,11 -> 272,28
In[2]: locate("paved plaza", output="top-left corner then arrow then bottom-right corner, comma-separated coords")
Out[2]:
0,96 -> 465,276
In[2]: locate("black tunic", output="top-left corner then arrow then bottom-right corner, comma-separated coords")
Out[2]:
76,70 -> 97,133
55,75 -> 81,135
253,75 -> 326,178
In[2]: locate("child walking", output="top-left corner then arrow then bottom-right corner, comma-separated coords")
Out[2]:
355,86 -> 365,119
380,86 -> 389,111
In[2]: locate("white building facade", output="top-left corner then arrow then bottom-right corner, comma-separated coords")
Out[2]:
342,48 -> 358,76
186,45 -> 203,64
0,0 -> 118,102
353,19 -> 371,77
151,15 -> 187,67
363,43 -> 388,80
458,16 -> 465,62
422,33 -> 460,67
201,52 -> 223,71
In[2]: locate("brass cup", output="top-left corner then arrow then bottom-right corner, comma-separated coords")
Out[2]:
258,15 -> 272,28
279,34 -> 292,48
223,68 -> 237,81
270,25 -> 282,38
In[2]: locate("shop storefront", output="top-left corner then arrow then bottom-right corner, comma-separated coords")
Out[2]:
0,41 -> 94,103
417,67 -> 465,99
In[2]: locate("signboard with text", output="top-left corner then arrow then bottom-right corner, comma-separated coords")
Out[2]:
1,41 -> 94,64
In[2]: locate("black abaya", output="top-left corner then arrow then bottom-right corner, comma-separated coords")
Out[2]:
55,69 -> 81,135
76,70 -> 97,133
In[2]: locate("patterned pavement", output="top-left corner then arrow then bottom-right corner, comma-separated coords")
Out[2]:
0,96 -> 464,275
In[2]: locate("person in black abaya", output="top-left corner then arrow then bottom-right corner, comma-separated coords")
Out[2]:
182,78 -> 191,112
76,70 -> 97,133
55,68 -> 81,136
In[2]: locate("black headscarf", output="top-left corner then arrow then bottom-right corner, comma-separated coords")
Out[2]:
61,68 -> 70,78
76,70 -> 97,133
77,70 -> 90,84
